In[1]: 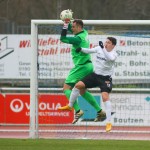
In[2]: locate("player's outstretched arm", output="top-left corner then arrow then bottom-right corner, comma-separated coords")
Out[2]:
76,47 -> 98,54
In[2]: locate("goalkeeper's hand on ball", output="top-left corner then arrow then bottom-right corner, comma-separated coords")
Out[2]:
76,47 -> 82,53
63,22 -> 69,29
60,9 -> 73,23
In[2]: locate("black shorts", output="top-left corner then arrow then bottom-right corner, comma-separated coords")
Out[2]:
81,72 -> 112,93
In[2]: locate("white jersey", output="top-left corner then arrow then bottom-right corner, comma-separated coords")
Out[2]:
81,46 -> 118,76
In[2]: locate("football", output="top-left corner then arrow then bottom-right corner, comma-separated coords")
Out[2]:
60,9 -> 73,21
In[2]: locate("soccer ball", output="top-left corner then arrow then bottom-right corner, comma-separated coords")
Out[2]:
60,9 -> 73,21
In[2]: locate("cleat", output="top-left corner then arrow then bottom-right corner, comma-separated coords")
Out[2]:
94,110 -> 106,122
58,105 -> 72,111
106,123 -> 112,132
72,110 -> 84,124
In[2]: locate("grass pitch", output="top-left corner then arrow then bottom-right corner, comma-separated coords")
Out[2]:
0,139 -> 150,150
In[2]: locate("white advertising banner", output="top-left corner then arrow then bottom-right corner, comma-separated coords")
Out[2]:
0,35 -> 150,81
78,93 -> 150,126
110,93 -> 150,126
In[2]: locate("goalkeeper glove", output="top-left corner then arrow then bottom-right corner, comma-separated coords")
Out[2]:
64,18 -> 71,24
63,22 -> 69,29
61,22 -> 69,36
76,47 -> 82,53
99,41 -> 104,49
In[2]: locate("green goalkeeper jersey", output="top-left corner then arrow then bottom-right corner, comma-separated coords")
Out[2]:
60,24 -> 92,66
60,23 -> 93,86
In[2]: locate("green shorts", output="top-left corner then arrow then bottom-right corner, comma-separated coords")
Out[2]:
65,62 -> 93,87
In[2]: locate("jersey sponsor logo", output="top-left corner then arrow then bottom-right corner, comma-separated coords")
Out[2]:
96,56 -> 106,61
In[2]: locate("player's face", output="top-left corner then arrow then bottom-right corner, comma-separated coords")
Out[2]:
71,22 -> 81,34
104,39 -> 115,52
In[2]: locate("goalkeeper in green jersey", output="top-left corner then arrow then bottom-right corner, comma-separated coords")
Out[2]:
59,19 -> 106,124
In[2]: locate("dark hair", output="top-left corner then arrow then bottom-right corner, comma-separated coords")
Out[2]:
73,19 -> 83,28
107,37 -> 117,45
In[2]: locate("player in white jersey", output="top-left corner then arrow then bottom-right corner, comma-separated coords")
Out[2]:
59,37 -> 117,132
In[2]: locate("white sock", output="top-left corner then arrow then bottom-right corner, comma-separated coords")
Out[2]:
69,87 -> 80,107
104,100 -> 111,123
